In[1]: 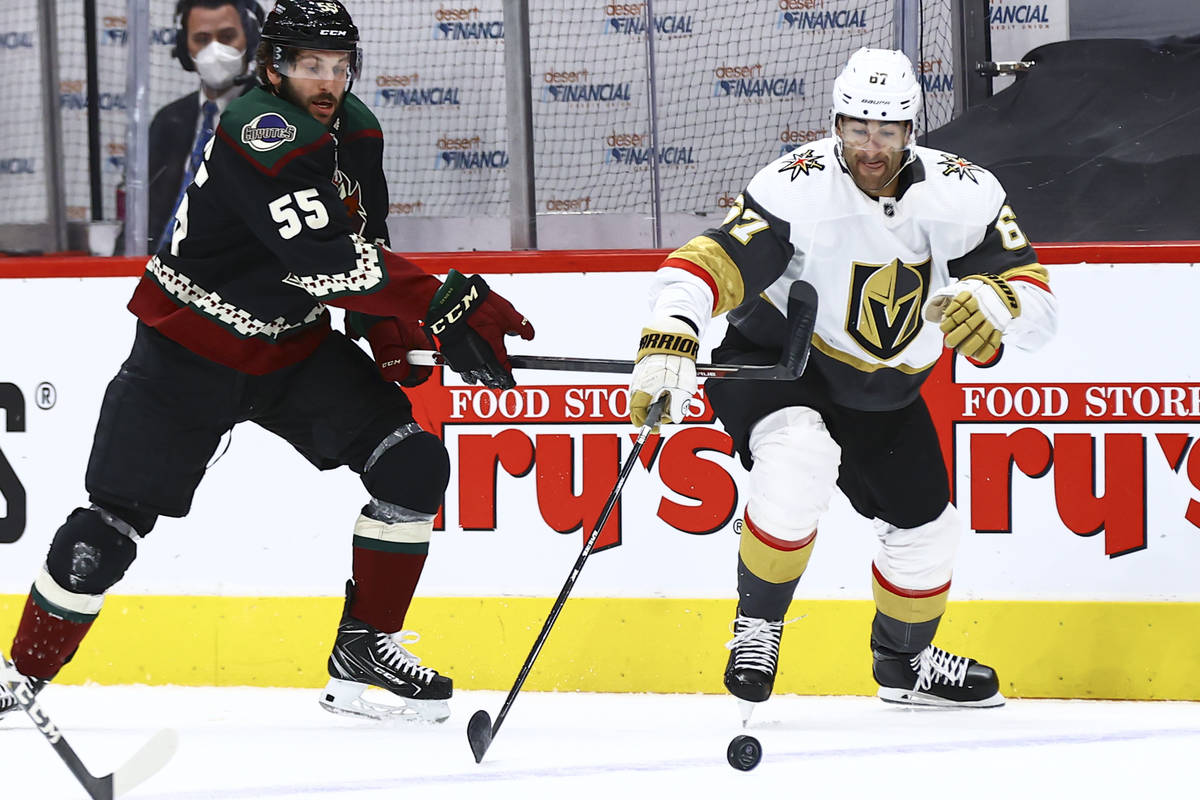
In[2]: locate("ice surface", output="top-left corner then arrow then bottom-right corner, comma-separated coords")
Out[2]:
2,686 -> 1196,799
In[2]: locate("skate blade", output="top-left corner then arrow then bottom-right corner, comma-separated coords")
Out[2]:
877,686 -> 1006,708
737,699 -> 757,727
319,679 -> 451,723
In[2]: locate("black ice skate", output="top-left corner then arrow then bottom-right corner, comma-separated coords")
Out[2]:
319,617 -> 453,723
724,612 -> 786,722
874,644 -> 1004,708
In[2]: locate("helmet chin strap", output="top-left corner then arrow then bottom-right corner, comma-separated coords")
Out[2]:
866,147 -> 916,194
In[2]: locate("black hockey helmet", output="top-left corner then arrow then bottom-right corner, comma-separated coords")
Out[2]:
260,0 -> 361,89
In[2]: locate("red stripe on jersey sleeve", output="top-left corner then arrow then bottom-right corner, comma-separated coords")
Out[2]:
344,128 -> 383,143
661,257 -> 720,312
1008,274 -> 1052,293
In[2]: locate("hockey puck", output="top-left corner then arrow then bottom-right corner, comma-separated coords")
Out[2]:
726,734 -> 762,771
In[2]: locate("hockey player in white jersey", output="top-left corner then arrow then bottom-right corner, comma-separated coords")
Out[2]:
629,48 -> 1057,709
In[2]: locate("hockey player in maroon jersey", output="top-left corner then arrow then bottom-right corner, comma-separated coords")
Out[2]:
1,0 -> 533,724
630,48 -> 1058,713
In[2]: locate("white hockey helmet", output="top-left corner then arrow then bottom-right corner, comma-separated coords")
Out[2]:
831,47 -> 922,128
831,48 -> 922,190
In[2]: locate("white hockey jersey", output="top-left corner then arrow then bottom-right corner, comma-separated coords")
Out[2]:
651,137 -> 1057,411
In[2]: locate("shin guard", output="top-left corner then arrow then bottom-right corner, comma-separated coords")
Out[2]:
11,574 -> 98,680
870,505 -> 960,654
736,406 -> 838,619
736,513 -> 816,620
348,501 -> 434,632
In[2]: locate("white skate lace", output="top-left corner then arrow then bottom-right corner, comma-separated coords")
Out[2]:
724,615 -> 794,672
0,661 -> 28,710
1,660 -> 26,691
375,630 -> 436,685
910,646 -> 970,692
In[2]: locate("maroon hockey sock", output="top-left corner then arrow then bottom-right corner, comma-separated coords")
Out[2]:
10,594 -> 95,680
349,547 -> 428,633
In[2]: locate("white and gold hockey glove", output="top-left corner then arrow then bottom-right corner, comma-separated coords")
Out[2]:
924,274 -> 1021,363
629,316 -> 700,431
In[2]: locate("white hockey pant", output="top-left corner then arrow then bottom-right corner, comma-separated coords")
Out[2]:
745,406 -> 841,544
873,503 -> 961,593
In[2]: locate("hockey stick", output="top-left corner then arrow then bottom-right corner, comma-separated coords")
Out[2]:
465,393 -> 669,764
2,656 -> 178,799
409,281 -> 819,382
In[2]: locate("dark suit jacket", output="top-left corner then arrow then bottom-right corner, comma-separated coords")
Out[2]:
148,84 -> 253,251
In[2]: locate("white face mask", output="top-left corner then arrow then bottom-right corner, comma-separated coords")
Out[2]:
193,41 -> 245,91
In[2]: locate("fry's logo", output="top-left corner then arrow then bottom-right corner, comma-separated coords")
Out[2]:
410,384 -> 737,551
412,361 -> 1200,562
925,360 -> 1200,558
0,383 -> 26,544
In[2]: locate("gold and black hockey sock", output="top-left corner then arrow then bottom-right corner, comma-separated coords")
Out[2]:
735,513 -> 816,619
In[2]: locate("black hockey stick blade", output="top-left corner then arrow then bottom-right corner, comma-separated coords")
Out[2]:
466,708 -> 494,764
2,655 -> 178,799
406,279 -> 818,382
462,397 -> 667,765
780,279 -> 818,379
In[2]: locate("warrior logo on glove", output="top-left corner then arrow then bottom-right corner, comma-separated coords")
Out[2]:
629,315 -> 700,431
638,330 -> 700,359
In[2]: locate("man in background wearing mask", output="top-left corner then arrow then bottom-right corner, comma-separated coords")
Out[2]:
148,0 -> 263,251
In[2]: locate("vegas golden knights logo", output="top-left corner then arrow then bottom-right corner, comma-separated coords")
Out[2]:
846,258 -> 931,360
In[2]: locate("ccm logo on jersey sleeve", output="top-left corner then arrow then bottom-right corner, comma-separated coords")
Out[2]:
242,113 -> 299,152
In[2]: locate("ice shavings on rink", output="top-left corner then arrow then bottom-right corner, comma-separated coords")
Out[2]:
2,686 -> 1196,799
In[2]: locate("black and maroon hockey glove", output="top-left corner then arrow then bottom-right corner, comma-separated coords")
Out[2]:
348,314 -> 435,387
424,270 -> 535,390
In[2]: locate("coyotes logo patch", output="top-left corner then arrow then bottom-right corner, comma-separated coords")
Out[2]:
241,112 -> 297,152
333,169 -> 368,235
778,148 -> 826,181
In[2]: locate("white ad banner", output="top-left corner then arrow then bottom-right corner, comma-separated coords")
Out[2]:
2,265 -> 1200,601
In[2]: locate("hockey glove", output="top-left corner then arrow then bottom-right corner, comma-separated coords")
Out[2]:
424,270 -> 535,390
924,274 -> 1020,363
348,313 -> 435,387
629,315 -> 700,432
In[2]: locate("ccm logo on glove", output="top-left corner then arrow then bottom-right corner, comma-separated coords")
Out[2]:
424,270 -> 535,391
427,283 -> 482,336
